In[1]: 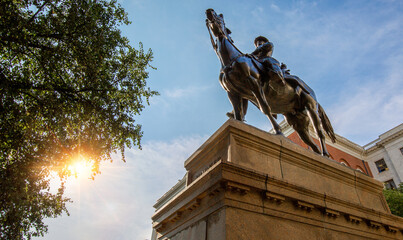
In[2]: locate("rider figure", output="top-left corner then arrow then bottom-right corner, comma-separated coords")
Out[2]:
252,36 -> 312,98
251,36 -> 285,84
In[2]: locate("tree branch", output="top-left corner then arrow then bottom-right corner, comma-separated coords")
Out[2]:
25,1 -> 50,27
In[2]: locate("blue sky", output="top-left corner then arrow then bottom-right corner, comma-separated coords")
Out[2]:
37,1 -> 403,239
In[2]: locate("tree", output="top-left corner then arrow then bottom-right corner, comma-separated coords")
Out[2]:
0,0 -> 157,239
384,183 -> 403,217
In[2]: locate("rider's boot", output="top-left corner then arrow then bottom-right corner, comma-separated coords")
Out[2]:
295,85 -> 302,97
270,63 -> 286,85
268,69 -> 285,85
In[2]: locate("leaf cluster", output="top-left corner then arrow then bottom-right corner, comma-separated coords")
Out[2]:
0,0 -> 157,239
383,183 -> 403,217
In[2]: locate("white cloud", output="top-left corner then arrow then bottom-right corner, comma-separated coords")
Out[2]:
247,2 -> 403,145
330,63 -> 403,145
40,135 -> 208,240
148,85 -> 212,108
251,6 -> 264,18
163,85 -> 211,99
270,4 -> 280,12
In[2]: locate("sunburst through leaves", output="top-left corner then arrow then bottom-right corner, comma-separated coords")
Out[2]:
68,157 -> 93,179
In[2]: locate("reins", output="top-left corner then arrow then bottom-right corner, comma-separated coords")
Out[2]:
206,20 -> 218,54
206,17 -> 245,70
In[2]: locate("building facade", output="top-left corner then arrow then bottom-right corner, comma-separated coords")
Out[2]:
280,121 -> 403,189
363,124 -> 403,189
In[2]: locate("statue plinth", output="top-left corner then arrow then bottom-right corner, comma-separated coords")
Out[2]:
151,120 -> 403,239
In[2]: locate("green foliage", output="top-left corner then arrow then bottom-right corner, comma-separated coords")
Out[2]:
0,0 -> 157,239
383,183 -> 403,217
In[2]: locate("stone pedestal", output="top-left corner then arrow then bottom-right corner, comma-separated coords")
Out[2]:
151,120 -> 403,240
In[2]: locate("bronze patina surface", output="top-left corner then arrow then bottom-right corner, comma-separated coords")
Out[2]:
205,8 -> 336,157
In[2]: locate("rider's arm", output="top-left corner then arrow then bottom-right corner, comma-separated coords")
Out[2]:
251,42 -> 273,57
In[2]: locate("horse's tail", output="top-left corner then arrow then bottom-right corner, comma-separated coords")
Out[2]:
318,104 -> 336,143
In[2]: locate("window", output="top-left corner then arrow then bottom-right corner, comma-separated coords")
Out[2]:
384,179 -> 397,190
339,158 -> 350,167
375,159 -> 388,173
356,168 -> 364,173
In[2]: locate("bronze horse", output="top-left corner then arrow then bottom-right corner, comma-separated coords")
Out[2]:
205,9 -> 336,156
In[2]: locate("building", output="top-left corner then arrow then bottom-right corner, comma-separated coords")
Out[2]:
280,121 -> 403,189
363,124 -> 403,189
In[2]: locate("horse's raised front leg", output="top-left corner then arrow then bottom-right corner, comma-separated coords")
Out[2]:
252,85 -> 283,135
227,92 -> 245,121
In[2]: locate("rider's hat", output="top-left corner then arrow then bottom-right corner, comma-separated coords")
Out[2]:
254,36 -> 269,46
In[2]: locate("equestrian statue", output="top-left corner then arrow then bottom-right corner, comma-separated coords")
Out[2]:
205,9 -> 336,157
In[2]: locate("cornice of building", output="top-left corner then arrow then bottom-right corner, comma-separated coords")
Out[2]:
365,125 -> 403,155
270,121 -> 403,160
327,133 -> 365,157
279,120 -> 296,136
276,120 -> 365,158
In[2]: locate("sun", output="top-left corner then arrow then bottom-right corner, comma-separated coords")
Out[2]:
68,158 -> 93,178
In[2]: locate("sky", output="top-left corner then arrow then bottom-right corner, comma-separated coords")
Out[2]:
37,0 -> 403,239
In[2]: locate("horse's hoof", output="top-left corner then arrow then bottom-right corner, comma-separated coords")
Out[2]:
226,112 -> 234,119
275,131 -> 285,136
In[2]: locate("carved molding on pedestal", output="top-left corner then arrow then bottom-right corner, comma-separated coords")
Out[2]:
186,198 -> 201,212
169,211 -> 183,223
265,192 -> 285,203
155,222 -> 165,232
325,208 -> 340,218
346,215 -> 362,224
367,221 -> 381,229
222,181 -> 250,195
385,225 -> 398,233
208,184 -> 222,197
296,201 -> 314,212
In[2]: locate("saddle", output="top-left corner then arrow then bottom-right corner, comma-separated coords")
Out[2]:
249,55 -> 278,85
283,74 -> 316,100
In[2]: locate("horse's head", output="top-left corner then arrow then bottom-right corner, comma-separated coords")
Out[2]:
205,9 -> 231,39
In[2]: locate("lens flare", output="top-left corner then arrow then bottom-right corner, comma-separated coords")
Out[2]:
68,158 -> 93,178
